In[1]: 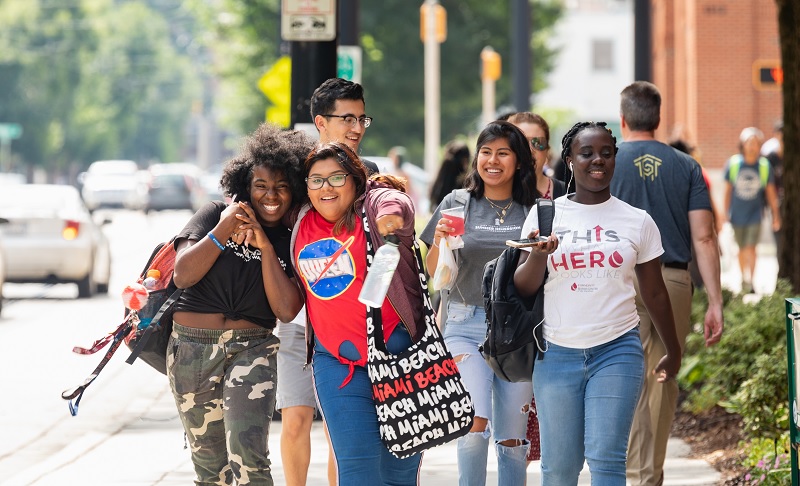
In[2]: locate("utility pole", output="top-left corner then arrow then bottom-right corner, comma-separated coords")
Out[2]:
634,0 -> 652,81
422,0 -> 446,176
511,0 -> 531,112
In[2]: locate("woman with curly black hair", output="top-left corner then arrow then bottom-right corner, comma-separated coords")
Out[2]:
168,123 -> 313,485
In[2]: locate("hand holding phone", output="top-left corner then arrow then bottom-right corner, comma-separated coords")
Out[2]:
506,236 -> 549,248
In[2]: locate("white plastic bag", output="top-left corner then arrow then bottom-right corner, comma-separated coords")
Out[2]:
432,237 -> 458,291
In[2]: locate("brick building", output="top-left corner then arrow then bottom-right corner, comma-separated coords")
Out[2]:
652,0 -> 782,170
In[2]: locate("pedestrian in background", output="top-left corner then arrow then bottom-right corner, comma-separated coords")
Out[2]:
429,139 -> 471,207
506,112 -> 566,202
610,81 -> 723,486
169,123 -> 308,485
421,121 -> 537,485
291,142 -> 425,484
722,127 -> 781,294
514,120 -> 681,486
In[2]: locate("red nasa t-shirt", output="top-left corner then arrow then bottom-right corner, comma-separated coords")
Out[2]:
295,209 -> 400,369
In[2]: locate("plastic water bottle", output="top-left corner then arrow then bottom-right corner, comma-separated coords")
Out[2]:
358,234 -> 401,307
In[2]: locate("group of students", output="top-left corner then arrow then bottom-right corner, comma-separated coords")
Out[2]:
165,77 -> 724,486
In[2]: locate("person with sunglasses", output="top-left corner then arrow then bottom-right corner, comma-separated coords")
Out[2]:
275,77 -> 378,486
506,112 -> 567,201
290,142 -> 426,484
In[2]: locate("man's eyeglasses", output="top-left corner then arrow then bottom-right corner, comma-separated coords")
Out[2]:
305,173 -> 350,190
323,114 -> 373,128
530,137 -> 549,151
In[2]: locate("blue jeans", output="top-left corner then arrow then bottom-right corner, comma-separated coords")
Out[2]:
534,328 -> 645,486
312,327 -> 422,485
444,301 -> 531,486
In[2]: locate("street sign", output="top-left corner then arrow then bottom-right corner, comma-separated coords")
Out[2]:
258,56 -> 292,128
0,123 -> 22,140
281,0 -> 336,42
337,45 -> 362,84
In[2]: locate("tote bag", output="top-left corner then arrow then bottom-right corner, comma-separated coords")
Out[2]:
362,208 -> 474,459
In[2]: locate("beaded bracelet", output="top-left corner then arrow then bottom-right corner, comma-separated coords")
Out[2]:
207,232 -> 226,251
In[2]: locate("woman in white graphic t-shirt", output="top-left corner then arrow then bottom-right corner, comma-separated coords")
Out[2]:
513,121 -> 682,486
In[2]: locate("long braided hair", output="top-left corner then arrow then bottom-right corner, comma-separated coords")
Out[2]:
560,121 -> 619,162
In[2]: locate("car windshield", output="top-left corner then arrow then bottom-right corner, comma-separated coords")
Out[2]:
0,186 -> 84,214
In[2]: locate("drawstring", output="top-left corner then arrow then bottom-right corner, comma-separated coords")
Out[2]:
339,359 -> 357,388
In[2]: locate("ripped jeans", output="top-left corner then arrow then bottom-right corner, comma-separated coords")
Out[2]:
444,301 -> 532,486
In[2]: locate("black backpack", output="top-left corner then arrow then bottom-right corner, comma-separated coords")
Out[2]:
61,239 -> 182,416
479,199 -> 554,382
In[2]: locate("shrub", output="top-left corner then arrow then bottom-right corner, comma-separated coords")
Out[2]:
741,434 -> 791,485
680,279 -> 793,437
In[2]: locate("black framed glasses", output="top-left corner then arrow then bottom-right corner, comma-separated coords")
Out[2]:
530,137 -> 549,151
322,114 -> 373,128
305,173 -> 350,190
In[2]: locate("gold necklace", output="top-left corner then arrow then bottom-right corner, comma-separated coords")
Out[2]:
485,197 -> 513,224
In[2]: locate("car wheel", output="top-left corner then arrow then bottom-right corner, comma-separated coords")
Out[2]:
77,270 -> 94,299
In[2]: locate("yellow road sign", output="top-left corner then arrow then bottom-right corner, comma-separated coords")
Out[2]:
258,56 -> 292,127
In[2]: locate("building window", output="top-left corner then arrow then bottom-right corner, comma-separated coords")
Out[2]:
592,39 -> 614,71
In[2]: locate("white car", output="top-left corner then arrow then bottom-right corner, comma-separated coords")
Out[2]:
80,160 -> 144,211
0,184 -> 111,298
0,219 -> 6,316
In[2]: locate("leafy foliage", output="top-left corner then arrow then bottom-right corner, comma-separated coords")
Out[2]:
0,0 -> 201,176
681,279 -> 793,440
741,434 -> 791,485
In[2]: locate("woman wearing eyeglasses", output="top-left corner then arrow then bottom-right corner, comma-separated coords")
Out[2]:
289,142 -> 426,484
505,111 -> 565,466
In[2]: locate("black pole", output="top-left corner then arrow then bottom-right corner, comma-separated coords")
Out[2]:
511,0 -> 531,111
339,0 -> 359,46
290,40 -> 337,126
634,0 -> 652,81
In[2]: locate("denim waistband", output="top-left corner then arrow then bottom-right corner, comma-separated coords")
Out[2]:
173,321 -> 272,343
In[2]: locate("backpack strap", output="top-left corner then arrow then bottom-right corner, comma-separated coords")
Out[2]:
61,316 -> 135,416
537,198 -> 555,236
728,154 -> 770,188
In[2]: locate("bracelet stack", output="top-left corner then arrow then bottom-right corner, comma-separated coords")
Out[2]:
207,232 -> 226,251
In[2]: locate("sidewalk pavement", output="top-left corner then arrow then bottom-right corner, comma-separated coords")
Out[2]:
7,379 -> 722,486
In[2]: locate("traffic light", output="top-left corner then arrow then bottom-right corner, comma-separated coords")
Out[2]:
420,3 -> 446,43
481,47 -> 501,81
753,60 -> 783,90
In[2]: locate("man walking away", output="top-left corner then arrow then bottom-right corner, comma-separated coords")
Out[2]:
610,81 -> 724,486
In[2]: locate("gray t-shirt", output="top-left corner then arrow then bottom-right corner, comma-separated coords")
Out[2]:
421,190 -> 529,306
610,140 -> 711,264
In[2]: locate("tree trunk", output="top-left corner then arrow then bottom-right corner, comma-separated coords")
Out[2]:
776,0 -> 800,292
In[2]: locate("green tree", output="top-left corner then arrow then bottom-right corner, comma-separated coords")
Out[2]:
0,0 -> 200,178
775,0 -> 800,291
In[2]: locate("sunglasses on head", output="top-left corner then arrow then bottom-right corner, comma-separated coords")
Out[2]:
530,137 -> 549,151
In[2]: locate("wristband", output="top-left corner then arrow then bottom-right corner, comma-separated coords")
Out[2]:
207,232 -> 225,251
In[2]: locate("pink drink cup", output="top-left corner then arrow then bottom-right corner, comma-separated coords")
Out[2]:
441,207 -> 465,237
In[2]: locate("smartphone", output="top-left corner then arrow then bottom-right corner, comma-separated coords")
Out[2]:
506,236 -> 549,248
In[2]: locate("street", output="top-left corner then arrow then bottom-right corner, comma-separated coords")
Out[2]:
0,209 -> 721,485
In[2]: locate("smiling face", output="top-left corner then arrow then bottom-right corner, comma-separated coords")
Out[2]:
307,157 -> 357,223
568,127 -> 616,203
476,137 -> 518,198
247,166 -> 293,227
315,99 -> 367,153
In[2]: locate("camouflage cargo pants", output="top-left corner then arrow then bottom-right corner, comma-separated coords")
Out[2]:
168,322 -> 279,486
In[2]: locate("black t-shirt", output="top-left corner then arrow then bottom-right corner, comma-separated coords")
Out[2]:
172,201 -> 293,329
